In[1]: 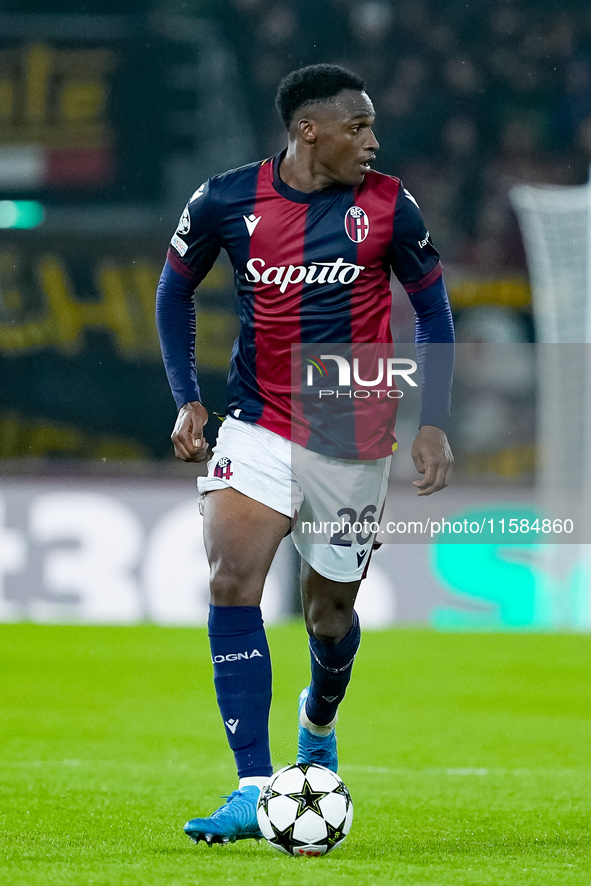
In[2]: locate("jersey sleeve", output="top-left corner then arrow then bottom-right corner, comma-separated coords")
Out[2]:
388,185 -> 442,292
389,185 -> 454,431
410,277 -> 455,431
166,179 -> 222,285
156,260 -> 201,409
156,180 -> 222,410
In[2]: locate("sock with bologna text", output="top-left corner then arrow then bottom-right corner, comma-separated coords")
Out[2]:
208,604 -> 273,778
305,611 -> 361,727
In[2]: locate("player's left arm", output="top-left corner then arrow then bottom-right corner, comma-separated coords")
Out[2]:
388,185 -> 455,495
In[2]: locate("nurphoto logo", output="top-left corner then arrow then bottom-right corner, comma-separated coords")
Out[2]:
304,353 -> 418,400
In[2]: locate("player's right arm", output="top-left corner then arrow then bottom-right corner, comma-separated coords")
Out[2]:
156,180 -> 221,462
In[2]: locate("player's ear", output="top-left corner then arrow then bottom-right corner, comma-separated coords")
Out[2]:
297,117 -> 317,144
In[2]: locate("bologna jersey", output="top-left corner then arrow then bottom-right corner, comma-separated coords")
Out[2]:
163,151 -> 446,459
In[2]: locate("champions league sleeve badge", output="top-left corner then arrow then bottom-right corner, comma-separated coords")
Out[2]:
176,205 -> 191,235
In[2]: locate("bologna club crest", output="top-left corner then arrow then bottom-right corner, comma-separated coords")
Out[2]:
213,457 -> 233,480
344,206 -> 369,243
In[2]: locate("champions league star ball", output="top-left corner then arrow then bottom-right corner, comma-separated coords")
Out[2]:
256,764 -> 353,857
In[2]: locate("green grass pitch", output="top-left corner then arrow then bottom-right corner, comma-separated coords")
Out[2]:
1,623 -> 590,885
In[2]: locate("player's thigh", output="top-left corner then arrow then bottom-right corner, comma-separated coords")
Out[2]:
203,487 -> 290,604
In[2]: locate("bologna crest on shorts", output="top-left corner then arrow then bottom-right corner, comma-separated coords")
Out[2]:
213,457 -> 233,480
345,206 -> 369,243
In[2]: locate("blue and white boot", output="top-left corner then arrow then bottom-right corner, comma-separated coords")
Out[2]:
184,785 -> 263,844
296,686 -> 338,773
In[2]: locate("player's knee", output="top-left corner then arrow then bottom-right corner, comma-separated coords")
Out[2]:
209,564 -> 262,607
305,608 -> 353,646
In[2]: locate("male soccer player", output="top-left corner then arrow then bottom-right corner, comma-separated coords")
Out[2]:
156,64 -> 454,845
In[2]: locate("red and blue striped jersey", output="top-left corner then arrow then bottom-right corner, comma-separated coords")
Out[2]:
164,151 -> 445,458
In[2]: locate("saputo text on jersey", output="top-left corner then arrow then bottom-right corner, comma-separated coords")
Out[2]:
244,257 -> 365,292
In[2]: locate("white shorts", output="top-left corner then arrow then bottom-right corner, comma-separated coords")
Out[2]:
198,417 -> 390,582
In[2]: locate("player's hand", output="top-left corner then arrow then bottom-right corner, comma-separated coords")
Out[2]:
171,401 -> 210,462
411,425 -> 453,496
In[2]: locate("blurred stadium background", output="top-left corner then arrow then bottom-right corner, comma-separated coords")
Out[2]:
1,0 -> 591,630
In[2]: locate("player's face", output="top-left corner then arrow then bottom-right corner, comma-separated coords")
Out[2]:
311,90 -> 379,187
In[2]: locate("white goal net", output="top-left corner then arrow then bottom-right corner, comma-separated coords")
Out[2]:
510,174 -> 591,611
510,179 -> 591,344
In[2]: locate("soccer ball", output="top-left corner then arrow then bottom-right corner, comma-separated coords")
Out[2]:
256,763 -> 353,856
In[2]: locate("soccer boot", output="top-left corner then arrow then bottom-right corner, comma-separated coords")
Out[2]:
296,686 -> 338,773
184,785 -> 263,845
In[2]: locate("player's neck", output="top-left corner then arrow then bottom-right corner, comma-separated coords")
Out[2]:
279,146 -> 336,194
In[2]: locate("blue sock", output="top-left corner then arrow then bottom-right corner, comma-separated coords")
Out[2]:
208,604 -> 273,778
306,611 -> 361,727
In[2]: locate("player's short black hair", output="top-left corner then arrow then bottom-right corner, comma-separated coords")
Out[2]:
275,64 -> 366,130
